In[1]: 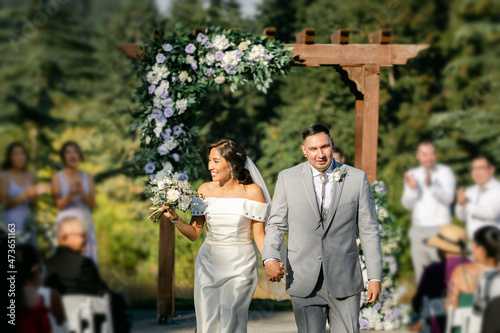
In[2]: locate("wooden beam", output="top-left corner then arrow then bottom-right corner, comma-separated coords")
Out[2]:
261,27 -> 276,40
295,28 -> 315,44
116,43 -> 143,60
369,29 -> 391,44
286,44 -> 429,66
331,28 -> 350,44
157,216 -> 175,324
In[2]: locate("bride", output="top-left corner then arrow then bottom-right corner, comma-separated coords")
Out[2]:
159,138 -> 272,333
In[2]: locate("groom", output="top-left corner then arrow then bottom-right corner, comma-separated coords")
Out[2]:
263,124 -> 383,333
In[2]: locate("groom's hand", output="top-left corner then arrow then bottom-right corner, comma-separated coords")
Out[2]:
366,280 -> 381,303
265,260 -> 287,282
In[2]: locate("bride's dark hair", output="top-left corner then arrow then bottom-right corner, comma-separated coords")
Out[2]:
207,138 -> 253,185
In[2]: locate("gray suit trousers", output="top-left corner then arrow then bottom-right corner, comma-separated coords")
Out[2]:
290,269 -> 360,333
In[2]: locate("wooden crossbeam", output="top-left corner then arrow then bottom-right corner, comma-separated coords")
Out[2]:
261,27 -> 276,40
369,29 -> 391,44
286,44 -> 428,67
331,28 -> 350,44
295,28 -> 315,44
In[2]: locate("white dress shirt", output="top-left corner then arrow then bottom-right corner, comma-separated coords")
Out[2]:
311,162 -> 334,217
402,164 -> 456,227
455,177 -> 500,238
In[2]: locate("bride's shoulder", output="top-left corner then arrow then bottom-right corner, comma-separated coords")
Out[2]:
244,183 -> 266,203
197,181 -> 216,197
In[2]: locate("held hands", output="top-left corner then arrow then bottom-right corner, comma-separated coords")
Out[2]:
366,280 -> 381,303
265,260 -> 287,282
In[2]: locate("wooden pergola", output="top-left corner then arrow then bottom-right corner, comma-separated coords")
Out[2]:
118,27 -> 428,324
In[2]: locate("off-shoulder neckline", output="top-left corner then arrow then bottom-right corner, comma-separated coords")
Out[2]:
203,197 -> 268,205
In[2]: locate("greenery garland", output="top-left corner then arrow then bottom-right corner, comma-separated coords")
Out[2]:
360,181 -> 410,330
131,25 -> 294,182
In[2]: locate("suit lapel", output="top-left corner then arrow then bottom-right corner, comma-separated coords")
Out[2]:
323,161 -> 345,233
301,163 -> 321,221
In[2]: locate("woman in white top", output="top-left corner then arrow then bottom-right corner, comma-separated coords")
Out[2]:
51,141 -> 98,265
159,138 -> 268,333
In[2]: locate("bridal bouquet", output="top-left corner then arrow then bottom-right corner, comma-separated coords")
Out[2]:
147,171 -> 196,223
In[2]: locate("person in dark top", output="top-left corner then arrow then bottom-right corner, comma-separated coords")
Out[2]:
44,216 -> 130,333
411,224 -> 469,333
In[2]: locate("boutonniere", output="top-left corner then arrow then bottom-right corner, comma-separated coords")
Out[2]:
334,165 -> 348,182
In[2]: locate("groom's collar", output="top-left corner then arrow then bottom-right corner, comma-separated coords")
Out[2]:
309,159 -> 336,176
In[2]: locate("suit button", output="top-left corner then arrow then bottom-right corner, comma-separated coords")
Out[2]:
322,236 -> 326,240
318,256 -> 322,260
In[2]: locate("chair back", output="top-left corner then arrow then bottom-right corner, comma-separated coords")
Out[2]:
445,306 -> 482,333
62,294 -> 114,333
481,296 -> 500,333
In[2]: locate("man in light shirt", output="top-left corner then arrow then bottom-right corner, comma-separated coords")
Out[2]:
456,155 -> 500,239
402,141 -> 456,283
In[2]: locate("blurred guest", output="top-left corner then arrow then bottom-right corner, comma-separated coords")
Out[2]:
474,269 -> 500,314
44,216 -> 130,333
402,141 -> 456,283
411,224 -> 468,333
15,244 -> 65,333
332,146 -> 346,163
51,141 -> 98,265
0,142 -> 43,244
446,226 -> 500,309
455,154 -> 500,239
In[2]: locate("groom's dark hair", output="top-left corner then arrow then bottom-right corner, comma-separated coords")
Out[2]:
302,124 -> 330,141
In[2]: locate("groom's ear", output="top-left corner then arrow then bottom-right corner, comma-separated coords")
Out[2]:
301,145 -> 307,156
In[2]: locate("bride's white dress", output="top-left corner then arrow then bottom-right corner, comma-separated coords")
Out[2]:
191,197 -> 268,333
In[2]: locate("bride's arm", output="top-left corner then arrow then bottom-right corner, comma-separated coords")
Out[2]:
249,183 -> 267,253
253,222 -> 265,253
160,207 -> 205,242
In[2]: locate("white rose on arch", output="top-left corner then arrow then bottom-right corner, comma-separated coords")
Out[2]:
212,34 -> 230,51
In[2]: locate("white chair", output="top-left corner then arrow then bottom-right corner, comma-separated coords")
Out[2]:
420,297 -> 447,333
62,293 -> 114,333
445,305 -> 482,333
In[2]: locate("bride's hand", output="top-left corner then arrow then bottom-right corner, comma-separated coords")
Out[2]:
159,205 -> 179,220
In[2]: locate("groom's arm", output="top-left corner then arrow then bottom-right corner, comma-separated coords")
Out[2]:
262,172 -> 289,262
357,173 -> 383,281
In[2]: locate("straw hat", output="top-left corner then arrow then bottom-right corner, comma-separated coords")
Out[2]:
426,224 -> 467,253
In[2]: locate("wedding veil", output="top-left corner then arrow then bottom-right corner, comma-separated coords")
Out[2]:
244,156 -> 272,206
245,156 -> 285,300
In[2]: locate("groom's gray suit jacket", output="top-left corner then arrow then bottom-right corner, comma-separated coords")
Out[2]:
262,161 -> 383,298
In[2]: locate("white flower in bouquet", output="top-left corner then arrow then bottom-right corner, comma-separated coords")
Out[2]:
212,34 -> 230,51
147,171 -> 196,223
162,161 -> 174,172
167,189 -> 180,201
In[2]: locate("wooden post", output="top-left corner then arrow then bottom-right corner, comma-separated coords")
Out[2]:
157,215 -> 175,324
355,65 -> 380,183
